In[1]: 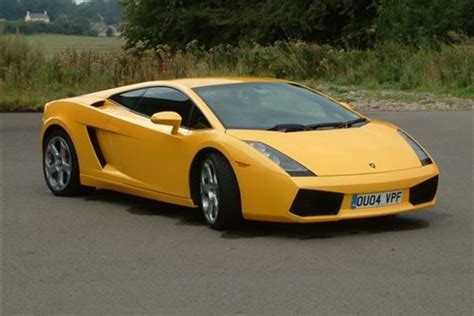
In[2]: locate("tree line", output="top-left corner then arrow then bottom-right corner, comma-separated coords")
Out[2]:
1,0 -> 472,48
121,0 -> 473,50
0,0 -> 123,35
1,0 -> 123,23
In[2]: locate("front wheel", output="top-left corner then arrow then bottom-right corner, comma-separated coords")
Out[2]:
199,153 -> 243,230
43,129 -> 91,196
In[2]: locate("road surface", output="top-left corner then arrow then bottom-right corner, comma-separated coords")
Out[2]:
1,112 -> 472,315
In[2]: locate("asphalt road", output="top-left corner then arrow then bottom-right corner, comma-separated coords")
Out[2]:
1,112 -> 473,315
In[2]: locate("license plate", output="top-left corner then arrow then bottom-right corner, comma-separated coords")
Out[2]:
351,190 -> 403,209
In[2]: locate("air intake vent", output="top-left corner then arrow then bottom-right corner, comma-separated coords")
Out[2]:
86,127 -> 107,168
290,189 -> 343,217
409,176 -> 438,205
90,100 -> 105,107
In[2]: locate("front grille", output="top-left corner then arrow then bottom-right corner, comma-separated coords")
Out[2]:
290,189 -> 343,217
409,176 -> 438,205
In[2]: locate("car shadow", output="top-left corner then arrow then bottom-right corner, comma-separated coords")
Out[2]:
85,189 -> 204,226
85,189 -> 431,240
220,216 -> 429,240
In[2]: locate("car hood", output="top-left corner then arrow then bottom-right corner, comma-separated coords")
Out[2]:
226,120 -> 422,176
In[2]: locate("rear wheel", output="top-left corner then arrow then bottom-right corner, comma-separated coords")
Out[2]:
199,152 -> 243,230
43,129 -> 91,196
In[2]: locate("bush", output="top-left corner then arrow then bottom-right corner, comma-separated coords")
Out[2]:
0,35 -> 472,110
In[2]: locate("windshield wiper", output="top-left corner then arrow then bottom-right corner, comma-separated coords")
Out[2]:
266,123 -> 308,132
336,117 -> 368,128
308,118 -> 368,130
267,118 -> 368,132
307,121 -> 344,130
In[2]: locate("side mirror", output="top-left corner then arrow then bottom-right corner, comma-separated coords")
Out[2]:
150,111 -> 182,135
340,101 -> 355,110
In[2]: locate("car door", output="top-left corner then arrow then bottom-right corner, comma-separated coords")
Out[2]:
106,86 -> 200,197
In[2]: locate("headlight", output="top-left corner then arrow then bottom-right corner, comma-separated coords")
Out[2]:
398,130 -> 433,166
245,141 -> 315,176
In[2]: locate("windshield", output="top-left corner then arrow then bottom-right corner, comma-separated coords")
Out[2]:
194,83 -> 361,130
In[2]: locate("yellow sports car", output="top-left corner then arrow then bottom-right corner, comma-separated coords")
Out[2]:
41,77 -> 439,229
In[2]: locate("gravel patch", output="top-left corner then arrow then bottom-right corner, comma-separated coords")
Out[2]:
311,83 -> 474,112
345,91 -> 474,112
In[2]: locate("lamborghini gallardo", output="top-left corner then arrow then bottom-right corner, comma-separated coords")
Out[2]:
41,77 -> 439,229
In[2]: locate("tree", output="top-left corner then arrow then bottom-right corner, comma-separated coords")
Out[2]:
0,0 -> 124,36
461,0 -> 474,36
120,0 -> 351,50
0,0 -> 123,24
121,0 -> 379,50
119,0 -> 471,51
376,0 -> 465,44
0,0 -> 23,20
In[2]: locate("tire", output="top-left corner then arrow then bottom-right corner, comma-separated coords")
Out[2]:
199,152 -> 243,230
43,129 -> 92,196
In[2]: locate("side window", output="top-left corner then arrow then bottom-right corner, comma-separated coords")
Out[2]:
110,89 -> 146,111
110,86 -> 212,129
189,106 -> 212,129
136,87 -> 193,126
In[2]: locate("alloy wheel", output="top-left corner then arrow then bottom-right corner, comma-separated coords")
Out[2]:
44,136 -> 72,191
200,160 -> 220,224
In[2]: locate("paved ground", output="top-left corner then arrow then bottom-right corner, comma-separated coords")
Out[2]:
1,112 -> 472,315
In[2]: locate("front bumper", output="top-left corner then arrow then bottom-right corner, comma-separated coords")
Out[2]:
236,163 -> 439,223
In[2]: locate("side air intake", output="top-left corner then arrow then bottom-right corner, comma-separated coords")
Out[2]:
86,127 -> 107,168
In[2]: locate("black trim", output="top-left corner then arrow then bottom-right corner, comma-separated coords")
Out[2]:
409,176 -> 438,205
86,127 -> 107,168
288,170 -> 316,177
421,157 -> 433,166
90,100 -> 105,107
290,189 -> 343,216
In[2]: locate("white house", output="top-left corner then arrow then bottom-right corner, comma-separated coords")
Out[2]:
25,11 -> 50,23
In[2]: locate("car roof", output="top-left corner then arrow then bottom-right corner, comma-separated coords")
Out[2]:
87,77 -> 288,98
168,77 -> 288,88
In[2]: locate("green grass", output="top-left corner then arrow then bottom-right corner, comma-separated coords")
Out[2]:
0,35 -> 472,111
22,34 -> 126,56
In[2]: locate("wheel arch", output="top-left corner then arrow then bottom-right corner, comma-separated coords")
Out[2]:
42,124 -> 66,147
41,119 -> 73,149
189,147 -> 237,206
41,120 -> 92,196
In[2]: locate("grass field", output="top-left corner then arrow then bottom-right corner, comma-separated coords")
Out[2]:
23,34 -> 126,55
0,34 -> 472,111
